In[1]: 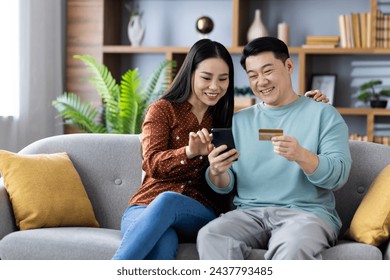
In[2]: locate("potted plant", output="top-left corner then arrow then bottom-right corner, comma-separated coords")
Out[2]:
52,55 -> 175,134
357,79 -> 390,108
234,86 -> 256,109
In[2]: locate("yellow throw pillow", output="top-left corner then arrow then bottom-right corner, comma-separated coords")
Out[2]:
346,165 -> 390,246
0,150 -> 99,230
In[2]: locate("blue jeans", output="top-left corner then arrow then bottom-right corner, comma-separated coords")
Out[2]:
112,191 -> 217,260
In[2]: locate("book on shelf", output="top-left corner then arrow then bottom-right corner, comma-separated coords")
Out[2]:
338,12 -> 372,48
301,44 -> 337,48
338,15 -> 347,48
373,136 -> 390,146
360,12 -> 368,48
367,12 -> 372,48
349,134 -> 368,142
306,35 -> 340,43
349,134 -> 390,146
375,9 -> 390,48
345,14 -> 355,48
303,35 -> 339,48
372,121 -> 390,146
352,13 -> 362,48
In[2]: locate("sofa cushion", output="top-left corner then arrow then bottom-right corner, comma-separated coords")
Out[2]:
175,242 -> 382,260
346,165 -> 390,246
0,227 -> 121,260
0,150 -> 99,230
321,240 -> 382,260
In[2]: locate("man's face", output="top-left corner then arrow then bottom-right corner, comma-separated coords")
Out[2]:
245,51 -> 294,107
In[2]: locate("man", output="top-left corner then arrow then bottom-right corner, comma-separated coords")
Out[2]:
197,37 -> 352,260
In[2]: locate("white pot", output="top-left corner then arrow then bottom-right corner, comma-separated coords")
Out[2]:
128,15 -> 145,46
247,9 -> 269,43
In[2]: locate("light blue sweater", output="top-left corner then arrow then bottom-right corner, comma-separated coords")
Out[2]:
206,96 -> 352,232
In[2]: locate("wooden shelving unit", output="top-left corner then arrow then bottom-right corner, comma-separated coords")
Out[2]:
66,0 -> 390,143
337,108 -> 390,142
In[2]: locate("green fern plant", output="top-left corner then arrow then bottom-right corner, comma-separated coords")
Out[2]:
53,55 -> 174,134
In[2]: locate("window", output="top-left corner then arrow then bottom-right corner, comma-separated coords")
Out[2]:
0,1 -> 20,117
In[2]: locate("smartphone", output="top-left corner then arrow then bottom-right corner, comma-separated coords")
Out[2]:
211,128 -> 236,151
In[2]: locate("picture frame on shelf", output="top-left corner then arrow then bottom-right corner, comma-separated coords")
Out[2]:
310,74 -> 337,105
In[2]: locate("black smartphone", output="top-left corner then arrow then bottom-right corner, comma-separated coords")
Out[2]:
211,128 -> 236,151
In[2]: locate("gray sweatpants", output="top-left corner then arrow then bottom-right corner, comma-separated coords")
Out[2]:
197,207 -> 338,260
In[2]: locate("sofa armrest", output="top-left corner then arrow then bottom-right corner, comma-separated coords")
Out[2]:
0,182 -> 17,239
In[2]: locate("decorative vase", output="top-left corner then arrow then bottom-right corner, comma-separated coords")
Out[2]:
196,16 -> 214,39
277,22 -> 289,45
247,9 -> 268,43
128,14 -> 145,46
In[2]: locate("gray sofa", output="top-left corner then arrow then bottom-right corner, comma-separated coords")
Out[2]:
0,133 -> 390,260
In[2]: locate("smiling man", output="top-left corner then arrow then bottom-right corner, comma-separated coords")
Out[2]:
197,37 -> 352,260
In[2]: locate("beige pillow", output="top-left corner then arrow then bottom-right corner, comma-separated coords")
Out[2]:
346,165 -> 390,246
0,150 -> 99,230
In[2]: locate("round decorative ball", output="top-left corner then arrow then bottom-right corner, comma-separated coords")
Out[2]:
196,16 -> 214,34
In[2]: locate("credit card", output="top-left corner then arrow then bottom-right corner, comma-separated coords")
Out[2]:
259,129 -> 283,141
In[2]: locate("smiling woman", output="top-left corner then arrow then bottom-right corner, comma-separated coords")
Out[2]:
0,1 -> 19,117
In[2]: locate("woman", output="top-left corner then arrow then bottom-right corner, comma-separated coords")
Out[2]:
112,39 -> 328,260
112,39 -> 234,260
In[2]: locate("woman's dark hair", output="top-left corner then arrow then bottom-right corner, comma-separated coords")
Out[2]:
240,36 -> 290,71
162,39 -> 235,128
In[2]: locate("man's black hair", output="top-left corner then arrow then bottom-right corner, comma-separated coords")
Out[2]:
240,37 -> 290,71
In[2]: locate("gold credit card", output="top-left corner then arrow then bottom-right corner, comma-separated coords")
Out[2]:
259,129 -> 283,141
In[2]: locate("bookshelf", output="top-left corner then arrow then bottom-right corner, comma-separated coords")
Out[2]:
66,0 -> 390,143
337,108 -> 390,143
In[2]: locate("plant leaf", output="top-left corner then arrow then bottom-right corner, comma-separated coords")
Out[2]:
142,60 -> 176,106
134,60 -> 176,133
119,69 -> 142,134
74,55 -> 120,132
379,89 -> 390,97
52,93 -> 107,133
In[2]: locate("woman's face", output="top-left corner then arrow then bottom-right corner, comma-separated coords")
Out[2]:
189,57 -> 230,109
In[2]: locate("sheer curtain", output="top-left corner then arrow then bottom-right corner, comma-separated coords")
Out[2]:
0,0 -> 65,152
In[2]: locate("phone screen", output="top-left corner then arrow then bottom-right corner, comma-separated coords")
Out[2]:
211,128 -> 236,151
